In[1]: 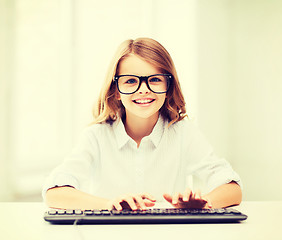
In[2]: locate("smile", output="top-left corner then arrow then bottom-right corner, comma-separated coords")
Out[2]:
133,98 -> 155,104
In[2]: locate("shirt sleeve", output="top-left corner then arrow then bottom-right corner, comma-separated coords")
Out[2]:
183,121 -> 242,193
42,127 -> 100,201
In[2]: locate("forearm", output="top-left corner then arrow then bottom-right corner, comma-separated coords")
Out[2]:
45,186 -> 109,210
204,181 -> 242,209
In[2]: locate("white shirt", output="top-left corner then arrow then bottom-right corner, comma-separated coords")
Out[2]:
42,116 -> 241,202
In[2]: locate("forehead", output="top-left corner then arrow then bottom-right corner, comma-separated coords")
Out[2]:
117,54 -> 160,76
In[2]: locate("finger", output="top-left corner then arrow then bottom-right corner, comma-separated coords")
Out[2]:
124,197 -> 138,210
112,201 -> 123,211
143,199 -> 156,207
183,188 -> 193,202
172,192 -> 182,205
194,190 -> 201,200
163,193 -> 173,203
134,195 -> 147,210
141,193 -> 156,202
207,199 -> 212,208
202,196 -> 212,208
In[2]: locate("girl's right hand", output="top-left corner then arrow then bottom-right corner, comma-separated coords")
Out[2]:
107,193 -> 156,211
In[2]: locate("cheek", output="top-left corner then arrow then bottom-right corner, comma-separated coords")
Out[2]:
119,96 -> 132,108
158,95 -> 166,106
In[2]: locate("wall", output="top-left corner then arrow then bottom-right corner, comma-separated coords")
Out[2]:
229,0 -> 282,200
0,0 -> 14,200
197,0 -> 282,200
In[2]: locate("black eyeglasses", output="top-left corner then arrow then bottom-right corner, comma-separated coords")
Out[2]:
113,74 -> 172,95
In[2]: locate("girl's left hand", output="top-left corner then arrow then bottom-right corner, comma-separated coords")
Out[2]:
163,188 -> 212,209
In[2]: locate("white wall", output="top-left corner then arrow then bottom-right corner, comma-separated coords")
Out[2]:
229,0 -> 282,200
1,0 -> 281,201
197,0 -> 282,200
0,0 -> 14,200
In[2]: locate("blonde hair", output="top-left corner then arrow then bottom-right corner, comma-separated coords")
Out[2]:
92,38 -> 187,126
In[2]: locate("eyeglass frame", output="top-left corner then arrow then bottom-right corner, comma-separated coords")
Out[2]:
113,74 -> 172,95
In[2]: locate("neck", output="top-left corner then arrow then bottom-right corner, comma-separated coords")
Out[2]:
124,113 -> 159,147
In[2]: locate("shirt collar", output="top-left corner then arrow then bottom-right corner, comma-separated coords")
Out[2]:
113,118 -> 131,149
145,115 -> 165,148
113,115 -> 166,150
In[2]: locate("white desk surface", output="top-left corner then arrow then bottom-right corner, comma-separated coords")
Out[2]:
0,201 -> 281,240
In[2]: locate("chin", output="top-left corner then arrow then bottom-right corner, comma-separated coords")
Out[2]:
133,111 -> 160,120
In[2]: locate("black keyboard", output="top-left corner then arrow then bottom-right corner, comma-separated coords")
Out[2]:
44,208 -> 248,224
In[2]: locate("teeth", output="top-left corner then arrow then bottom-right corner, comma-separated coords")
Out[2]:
134,99 -> 154,104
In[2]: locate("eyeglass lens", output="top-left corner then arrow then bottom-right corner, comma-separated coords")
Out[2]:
117,75 -> 170,94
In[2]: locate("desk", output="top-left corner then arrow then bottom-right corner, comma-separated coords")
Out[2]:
0,201 -> 281,240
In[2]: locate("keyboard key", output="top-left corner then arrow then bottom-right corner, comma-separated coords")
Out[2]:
229,209 -> 241,214
66,210 -> 74,215
111,210 -> 121,215
84,210 -> 94,215
57,210 -> 66,215
74,209 -> 83,215
48,210 -> 57,215
130,211 -> 138,215
207,209 -> 216,214
121,211 -> 130,215
101,210 -> 111,215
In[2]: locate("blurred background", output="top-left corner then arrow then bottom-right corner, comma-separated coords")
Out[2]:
1,0 -> 281,202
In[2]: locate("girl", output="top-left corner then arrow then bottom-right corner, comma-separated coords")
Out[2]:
43,38 -> 242,211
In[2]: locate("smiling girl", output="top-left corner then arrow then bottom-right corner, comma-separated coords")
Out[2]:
43,38 -> 242,211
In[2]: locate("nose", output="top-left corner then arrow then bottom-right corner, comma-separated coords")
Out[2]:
138,81 -> 150,94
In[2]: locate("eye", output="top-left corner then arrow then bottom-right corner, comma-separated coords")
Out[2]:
125,78 -> 138,84
149,77 -> 163,83
150,77 -> 160,82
